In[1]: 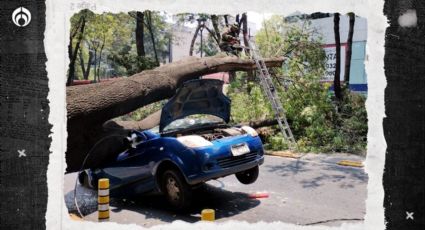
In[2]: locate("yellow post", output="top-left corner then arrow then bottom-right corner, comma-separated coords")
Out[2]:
98,178 -> 110,221
201,209 -> 215,221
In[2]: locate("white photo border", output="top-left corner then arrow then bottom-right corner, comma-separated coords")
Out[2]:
45,0 -> 387,229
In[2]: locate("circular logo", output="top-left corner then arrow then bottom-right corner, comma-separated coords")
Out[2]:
12,7 -> 31,27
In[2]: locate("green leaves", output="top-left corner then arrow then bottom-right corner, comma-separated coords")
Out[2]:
108,47 -> 157,76
70,10 -> 172,79
228,15 -> 366,154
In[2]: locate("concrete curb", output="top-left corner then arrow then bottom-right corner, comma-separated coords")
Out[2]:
265,151 -> 301,159
265,151 -> 364,168
336,160 -> 363,168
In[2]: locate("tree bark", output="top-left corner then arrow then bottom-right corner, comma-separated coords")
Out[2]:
224,15 -> 229,27
344,12 -> 355,88
78,50 -> 86,79
146,11 -> 159,66
104,110 -> 162,131
96,36 -> 105,81
92,49 -> 97,81
67,16 -> 86,86
241,13 -> 255,92
66,55 -> 285,172
135,11 -> 145,57
189,23 -> 202,56
79,49 -> 93,80
210,15 -> 221,44
333,13 -> 342,101
106,112 -> 282,131
203,26 -> 219,45
241,118 -> 279,129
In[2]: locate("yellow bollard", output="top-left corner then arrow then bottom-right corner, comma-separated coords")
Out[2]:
98,178 -> 110,221
201,209 -> 215,221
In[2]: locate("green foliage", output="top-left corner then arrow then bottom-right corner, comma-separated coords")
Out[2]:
143,11 -> 173,63
196,34 -> 219,57
229,16 -> 367,154
108,45 -> 157,76
335,91 -> 368,152
228,73 -> 273,122
230,87 -> 272,122
70,10 -> 172,79
267,133 -> 291,151
175,13 -> 224,57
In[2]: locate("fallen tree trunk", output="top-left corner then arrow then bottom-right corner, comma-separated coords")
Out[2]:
66,54 -> 285,172
103,110 -> 162,131
241,119 -> 279,129
106,112 -> 281,131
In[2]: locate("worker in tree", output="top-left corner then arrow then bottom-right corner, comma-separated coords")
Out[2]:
219,23 -> 243,56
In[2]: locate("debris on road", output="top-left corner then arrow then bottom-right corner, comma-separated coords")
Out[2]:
248,192 -> 270,199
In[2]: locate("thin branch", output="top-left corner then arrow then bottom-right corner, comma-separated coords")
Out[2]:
203,26 -> 220,45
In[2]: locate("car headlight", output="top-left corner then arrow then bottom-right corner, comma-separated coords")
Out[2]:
177,135 -> 213,148
241,126 -> 258,137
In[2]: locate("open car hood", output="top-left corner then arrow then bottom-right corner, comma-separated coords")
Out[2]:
159,79 -> 230,132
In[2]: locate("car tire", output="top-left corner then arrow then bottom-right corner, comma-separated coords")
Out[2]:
235,165 -> 259,184
161,169 -> 192,210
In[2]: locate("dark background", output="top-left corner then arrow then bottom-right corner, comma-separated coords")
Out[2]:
0,0 -> 424,229
0,1 -> 51,230
383,0 -> 425,229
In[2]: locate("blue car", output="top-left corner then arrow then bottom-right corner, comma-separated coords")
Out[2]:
79,79 -> 265,209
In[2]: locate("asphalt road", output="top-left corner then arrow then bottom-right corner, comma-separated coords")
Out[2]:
64,154 -> 367,227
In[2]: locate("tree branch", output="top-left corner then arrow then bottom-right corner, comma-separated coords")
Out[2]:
66,55 -> 285,171
203,26 -> 220,45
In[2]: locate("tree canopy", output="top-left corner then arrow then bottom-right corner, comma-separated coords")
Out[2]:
68,10 -> 173,82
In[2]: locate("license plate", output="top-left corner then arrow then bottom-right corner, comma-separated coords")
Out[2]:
231,143 -> 250,156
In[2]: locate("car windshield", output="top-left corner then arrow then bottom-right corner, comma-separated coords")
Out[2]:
151,114 -> 225,133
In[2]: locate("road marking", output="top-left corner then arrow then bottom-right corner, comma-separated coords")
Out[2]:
337,160 -> 363,168
267,155 -> 365,169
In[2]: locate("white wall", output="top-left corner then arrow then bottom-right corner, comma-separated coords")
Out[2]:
311,15 -> 367,44
170,25 -> 199,62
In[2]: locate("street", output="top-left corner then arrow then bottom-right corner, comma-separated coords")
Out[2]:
64,154 -> 367,227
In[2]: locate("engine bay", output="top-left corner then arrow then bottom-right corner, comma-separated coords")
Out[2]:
199,128 -> 244,141
162,125 -> 245,141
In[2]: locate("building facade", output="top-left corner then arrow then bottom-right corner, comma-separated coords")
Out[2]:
287,13 -> 368,94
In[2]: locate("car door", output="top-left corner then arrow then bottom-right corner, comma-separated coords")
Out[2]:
100,137 -> 154,189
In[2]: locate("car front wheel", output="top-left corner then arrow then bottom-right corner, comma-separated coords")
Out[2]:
235,165 -> 259,184
161,169 -> 192,210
